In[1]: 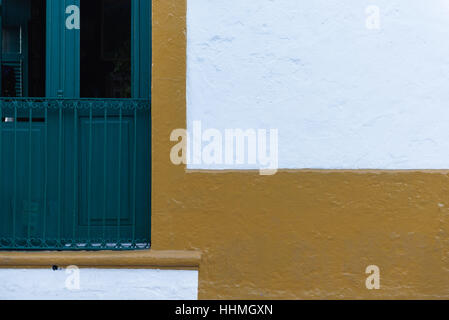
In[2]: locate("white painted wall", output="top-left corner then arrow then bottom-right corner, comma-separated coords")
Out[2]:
187,0 -> 449,169
0,269 -> 198,300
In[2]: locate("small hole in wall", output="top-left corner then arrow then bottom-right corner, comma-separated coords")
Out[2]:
52,265 -> 59,271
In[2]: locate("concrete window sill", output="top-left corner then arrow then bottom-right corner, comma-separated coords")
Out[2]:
0,250 -> 201,270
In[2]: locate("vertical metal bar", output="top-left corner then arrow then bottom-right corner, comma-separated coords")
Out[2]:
13,105 -> 17,243
103,107 -> 107,241
27,107 -> 32,240
73,104 -> 78,242
0,102 -> 2,240
43,105 -> 47,242
87,105 -> 92,242
117,104 -> 122,243
57,105 -> 62,244
132,107 -> 137,244
148,103 -> 151,248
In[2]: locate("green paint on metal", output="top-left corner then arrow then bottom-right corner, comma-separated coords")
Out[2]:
1,1 -> 152,250
0,98 -> 151,250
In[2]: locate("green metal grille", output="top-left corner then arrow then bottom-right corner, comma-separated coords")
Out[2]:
0,98 -> 151,250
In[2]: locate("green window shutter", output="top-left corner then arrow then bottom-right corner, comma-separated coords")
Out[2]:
46,0 -> 80,98
132,0 -> 151,99
0,0 -> 151,250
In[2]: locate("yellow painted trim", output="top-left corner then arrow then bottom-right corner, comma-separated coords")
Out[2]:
0,250 -> 201,270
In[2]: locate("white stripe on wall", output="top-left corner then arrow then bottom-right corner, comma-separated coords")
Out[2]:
187,0 -> 449,169
0,269 -> 198,300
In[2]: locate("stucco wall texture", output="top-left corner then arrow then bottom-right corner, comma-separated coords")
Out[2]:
187,0 -> 449,170
153,0 -> 449,299
0,269 -> 198,300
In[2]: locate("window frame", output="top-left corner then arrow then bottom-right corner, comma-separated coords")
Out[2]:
0,0 -> 152,251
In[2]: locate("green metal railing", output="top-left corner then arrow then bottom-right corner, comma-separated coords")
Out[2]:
0,98 -> 151,250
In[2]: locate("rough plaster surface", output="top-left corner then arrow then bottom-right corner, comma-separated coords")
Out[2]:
153,0 -> 449,300
187,0 -> 449,169
0,269 -> 198,300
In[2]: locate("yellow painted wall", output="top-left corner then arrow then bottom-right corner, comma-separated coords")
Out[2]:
152,0 -> 449,299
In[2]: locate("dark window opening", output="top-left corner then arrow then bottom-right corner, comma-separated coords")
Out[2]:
80,0 -> 131,98
1,0 -> 46,97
